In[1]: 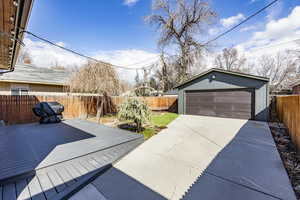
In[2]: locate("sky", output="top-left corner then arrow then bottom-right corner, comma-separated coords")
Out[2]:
23,0 -> 300,80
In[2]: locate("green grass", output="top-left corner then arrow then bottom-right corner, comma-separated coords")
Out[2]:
118,112 -> 179,140
140,128 -> 157,139
151,112 -> 179,127
140,112 -> 179,139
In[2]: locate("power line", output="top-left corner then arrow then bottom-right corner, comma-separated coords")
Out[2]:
21,30 -> 159,70
204,0 -> 279,45
17,0 -> 279,70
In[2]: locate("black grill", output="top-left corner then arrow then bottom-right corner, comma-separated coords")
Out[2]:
32,102 -> 64,124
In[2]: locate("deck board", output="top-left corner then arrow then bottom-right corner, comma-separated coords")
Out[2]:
3,183 -> 16,200
36,173 -> 57,199
72,162 -> 89,176
55,166 -> 76,187
15,179 -> 31,200
0,186 -> 3,200
47,170 -> 66,193
0,119 -> 143,200
0,119 -> 142,182
27,176 -> 46,200
79,159 -> 96,172
63,164 -> 82,180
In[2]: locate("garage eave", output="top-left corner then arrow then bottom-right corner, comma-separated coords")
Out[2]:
174,68 -> 269,89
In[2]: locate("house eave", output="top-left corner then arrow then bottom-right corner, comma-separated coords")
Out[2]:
0,79 -> 67,86
0,0 -> 34,72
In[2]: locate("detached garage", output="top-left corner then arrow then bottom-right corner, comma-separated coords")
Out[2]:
175,68 -> 269,121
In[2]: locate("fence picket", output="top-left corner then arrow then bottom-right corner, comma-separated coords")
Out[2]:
0,95 -> 177,125
276,95 -> 300,149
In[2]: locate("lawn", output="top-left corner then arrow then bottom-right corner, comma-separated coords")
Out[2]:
88,112 -> 179,139
151,112 -> 179,127
140,112 -> 179,139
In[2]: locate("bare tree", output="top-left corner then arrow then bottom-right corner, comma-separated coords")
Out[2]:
50,60 -> 67,70
146,0 -> 216,82
17,47 -> 32,64
214,47 -> 247,72
154,51 -> 178,92
69,61 -> 121,122
135,70 -> 141,87
69,61 -> 121,95
256,52 -> 298,92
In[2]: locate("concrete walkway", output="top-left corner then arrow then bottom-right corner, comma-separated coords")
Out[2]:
73,115 -> 295,200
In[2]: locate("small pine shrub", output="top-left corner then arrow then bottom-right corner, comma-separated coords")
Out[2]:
118,98 -> 151,132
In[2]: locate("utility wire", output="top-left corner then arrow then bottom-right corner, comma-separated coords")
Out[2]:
21,30 -> 158,70
17,0 -> 279,70
204,0 -> 279,45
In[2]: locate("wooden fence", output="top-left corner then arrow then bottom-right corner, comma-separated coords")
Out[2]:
276,95 -> 300,148
0,95 -> 177,125
111,96 -> 177,111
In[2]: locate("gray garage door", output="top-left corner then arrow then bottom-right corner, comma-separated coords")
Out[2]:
185,89 -> 254,119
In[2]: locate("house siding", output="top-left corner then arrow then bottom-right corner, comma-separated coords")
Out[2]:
0,81 -> 65,94
177,71 -> 269,121
292,85 -> 300,94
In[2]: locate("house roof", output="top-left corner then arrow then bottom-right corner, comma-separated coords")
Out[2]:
0,64 -> 70,86
290,79 -> 300,87
164,88 -> 178,95
0,0 -> 34,71
174,68 -> 269,88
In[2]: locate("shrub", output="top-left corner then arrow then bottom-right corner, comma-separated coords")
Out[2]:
118,98 -> 151,132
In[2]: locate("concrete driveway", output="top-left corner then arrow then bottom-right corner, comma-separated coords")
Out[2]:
72,115 -> 295,200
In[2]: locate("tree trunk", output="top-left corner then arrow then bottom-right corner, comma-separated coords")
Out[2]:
179,44 -> 189,82
96,96 -> 104,124
135,120 -> 142,132
97,93 -> 108,124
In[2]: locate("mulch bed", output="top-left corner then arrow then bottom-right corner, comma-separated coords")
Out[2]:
269,121 -> 300,199
118,122 -> 166,132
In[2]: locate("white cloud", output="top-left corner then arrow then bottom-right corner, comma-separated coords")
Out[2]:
266,0 -> 283,21
236,6 -> 300,57
208,28 -> 219,36
21,38 -> 158,83
22,38 -> 87,68
220,13 -> 245,28
124,0 -> 139,6
240,25 -> 257,32
93,49 -> 158,81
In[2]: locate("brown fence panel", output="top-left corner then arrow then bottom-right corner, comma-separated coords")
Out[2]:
111,96 -> 177,111
276,95 -> 300,149
0,95 -> 178,125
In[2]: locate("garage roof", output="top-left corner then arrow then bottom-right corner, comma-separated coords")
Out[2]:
0,0 -> 34,72
175,68 -> 269,88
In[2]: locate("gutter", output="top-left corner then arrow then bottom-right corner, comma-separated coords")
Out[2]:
0,79 -> 68,86
1,0 -> 34,74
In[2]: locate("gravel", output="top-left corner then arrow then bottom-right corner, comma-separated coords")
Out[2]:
269,121 -> 300,199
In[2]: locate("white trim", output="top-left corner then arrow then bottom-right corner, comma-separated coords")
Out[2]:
175,68 -> 269,88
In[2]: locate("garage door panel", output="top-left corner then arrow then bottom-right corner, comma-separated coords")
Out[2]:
187,97 -> 213,103
185,89 -> 253,119
215,96 -> 251,103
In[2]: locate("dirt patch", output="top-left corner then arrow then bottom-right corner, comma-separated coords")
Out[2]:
269,122 -> 300,199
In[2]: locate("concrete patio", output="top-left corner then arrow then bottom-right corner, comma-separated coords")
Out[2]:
74,115 -> 296,200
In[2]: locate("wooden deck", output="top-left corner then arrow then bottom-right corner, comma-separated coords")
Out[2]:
0,119 -> 143,200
